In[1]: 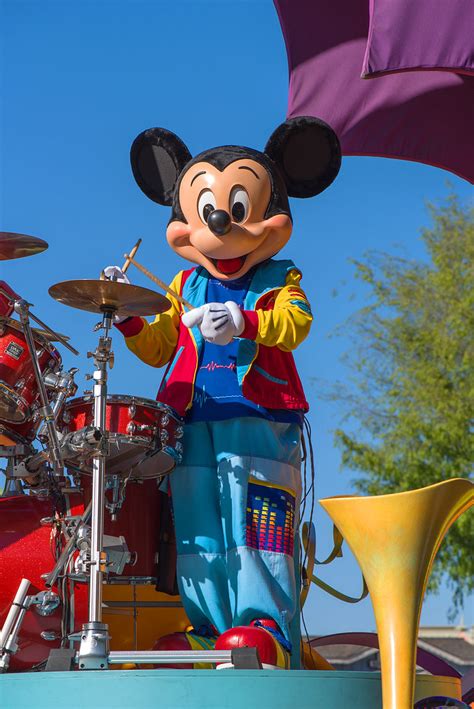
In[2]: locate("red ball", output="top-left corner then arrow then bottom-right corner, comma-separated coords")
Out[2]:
215,626 -> 278,666
152,632 -> 193,669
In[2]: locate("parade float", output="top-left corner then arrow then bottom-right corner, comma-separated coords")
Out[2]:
1,2 -> 473,707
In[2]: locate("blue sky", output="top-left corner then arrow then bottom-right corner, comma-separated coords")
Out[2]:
1,0 -> 472,635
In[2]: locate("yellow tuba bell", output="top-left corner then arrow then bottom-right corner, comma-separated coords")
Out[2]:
320,478 -> 474,709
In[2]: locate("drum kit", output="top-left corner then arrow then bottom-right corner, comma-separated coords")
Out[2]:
0,232 -> 188,671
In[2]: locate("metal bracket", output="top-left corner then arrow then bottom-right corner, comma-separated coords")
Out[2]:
77,622 -> 110,670
231,647 -> 263,669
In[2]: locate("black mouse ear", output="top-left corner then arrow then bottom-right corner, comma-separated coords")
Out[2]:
130,128 -> 192,206
264,116 -> 341,198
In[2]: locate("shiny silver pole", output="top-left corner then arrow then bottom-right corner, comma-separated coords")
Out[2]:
78,309 -> 113,670
14,299 -> 64,475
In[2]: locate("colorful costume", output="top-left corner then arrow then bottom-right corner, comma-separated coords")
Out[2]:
114,115 -> 340,667
116,258 -> 312,662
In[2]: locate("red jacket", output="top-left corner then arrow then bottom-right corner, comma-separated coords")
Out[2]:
117,259 -> 312,417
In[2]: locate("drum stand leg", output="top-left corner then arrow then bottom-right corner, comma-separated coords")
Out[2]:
13,298 -> 64,476
78,310 -> 114,670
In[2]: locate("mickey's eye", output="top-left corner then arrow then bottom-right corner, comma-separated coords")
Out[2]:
230,187 -> 250,223
197,189 -> 216,224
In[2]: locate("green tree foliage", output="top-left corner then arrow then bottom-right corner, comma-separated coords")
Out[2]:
333,194 -> 473,612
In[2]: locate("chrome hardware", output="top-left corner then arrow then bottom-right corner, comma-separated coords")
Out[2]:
128,403 -> 136,418
176,441 -> 183,455
126,421 -> 156,436
160,429 -> 169,444
175,426 -> 184,439
33,590 -> 61,617
40,631 -> 59,641
161,413 -> 170,427
78,622 -> 110,670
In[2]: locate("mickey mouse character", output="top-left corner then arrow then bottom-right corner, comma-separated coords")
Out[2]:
109,117 -> 340,668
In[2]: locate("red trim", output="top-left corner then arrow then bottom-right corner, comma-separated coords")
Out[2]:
240,310 -> 259,340
115,316 -> 144,338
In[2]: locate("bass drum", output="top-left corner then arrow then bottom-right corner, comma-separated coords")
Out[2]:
81,475 -> 187,655
0,491 -> 87,671
0,482 -> 183,669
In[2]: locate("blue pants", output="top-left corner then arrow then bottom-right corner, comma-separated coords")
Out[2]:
169,418 -> 302,665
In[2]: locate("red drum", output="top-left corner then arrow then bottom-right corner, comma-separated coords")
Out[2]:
0,318 -> 62,432
0,281 -> 19,318
0,491 -> 88,670
0,484 -> 178,670
0,425 -> 33,450
80,477 -> 175,581
60,395 -> 184,479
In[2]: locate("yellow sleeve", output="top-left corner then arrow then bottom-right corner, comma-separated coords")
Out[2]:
254,269 -> 313,352
123,271 -> 183,367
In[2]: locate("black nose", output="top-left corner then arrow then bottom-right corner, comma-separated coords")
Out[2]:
207,209 -> 231,236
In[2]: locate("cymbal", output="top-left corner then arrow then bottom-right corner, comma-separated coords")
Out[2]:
32,327 -> 71,342
0,232 -> 48,261
0,316 -> 70,342
48,279 -> 170,317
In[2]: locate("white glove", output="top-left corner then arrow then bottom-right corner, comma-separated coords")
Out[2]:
182,301 -> 245,345
102,266 -> 130,323
102,265 -> 130,284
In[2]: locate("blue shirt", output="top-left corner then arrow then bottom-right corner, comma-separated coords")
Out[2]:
186,269 -> 302,426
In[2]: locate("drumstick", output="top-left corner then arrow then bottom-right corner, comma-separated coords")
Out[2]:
123,253 -> 194,310
122,238 -> 142,273
99,238 -> 142,281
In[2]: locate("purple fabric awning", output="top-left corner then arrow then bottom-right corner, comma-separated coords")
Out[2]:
363,0 -> 474,77
274,0 -> 474,183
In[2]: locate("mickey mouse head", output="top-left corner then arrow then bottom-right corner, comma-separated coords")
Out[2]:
131,116 -> 341,280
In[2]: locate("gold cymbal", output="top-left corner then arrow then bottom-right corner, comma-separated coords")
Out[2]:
32,327 -> 71,342
0,232 -> 48,261
48,279 -> 170,317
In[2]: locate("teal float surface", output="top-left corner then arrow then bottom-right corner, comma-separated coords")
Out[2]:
0,669 -> 461,709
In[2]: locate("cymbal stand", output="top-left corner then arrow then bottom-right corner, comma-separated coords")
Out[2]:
13,298 -> 64,476
0,285 -> 78,356
77,307 -> 114,670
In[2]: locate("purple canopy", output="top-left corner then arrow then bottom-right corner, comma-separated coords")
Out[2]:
274,0 -> 474,183
363,0 -> 474,77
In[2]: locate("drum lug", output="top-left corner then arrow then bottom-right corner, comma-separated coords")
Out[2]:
32,590 -> 61,617
160,428 -> 169,444
41,631 -> 60,642
127,421 -> 157,436
161,413 -> 170,427
128,403 -> 136,418
175,425 -> 184,439
14,377 -> 25,390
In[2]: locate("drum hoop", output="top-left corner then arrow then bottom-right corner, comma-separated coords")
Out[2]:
0,381 -> 29,418
64,394 -> 182,421
108,432 -> 156,446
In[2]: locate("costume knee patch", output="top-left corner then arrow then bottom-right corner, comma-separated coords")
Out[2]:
246,477 -> 296,555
